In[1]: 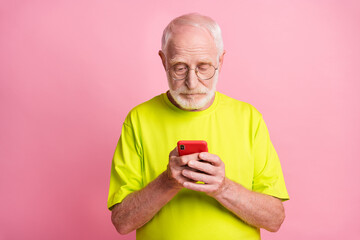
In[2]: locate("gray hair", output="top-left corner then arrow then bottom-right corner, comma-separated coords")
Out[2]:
161,13 -> 224,57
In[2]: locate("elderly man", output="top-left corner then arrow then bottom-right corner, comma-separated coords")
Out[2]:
108,13 -> 289,240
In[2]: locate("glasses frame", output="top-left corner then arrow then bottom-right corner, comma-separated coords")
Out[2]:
167,63 -> 219,81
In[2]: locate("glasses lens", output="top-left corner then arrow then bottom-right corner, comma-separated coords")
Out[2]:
169,63 -> 216,80
196,64 -> 215,80
170,63 -> 188,80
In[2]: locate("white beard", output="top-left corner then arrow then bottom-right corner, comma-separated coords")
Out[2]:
168,72 -> 218,110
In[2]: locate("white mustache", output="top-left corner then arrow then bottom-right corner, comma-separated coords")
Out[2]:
174,86 -> 209,95
180,91 -> 207,94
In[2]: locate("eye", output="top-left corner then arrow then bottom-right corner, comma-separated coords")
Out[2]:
197,64 -> 211,72
173,64 -> 188,73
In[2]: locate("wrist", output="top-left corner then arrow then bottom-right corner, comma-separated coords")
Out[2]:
211,177 -> 232,199
161,170 -> 183,192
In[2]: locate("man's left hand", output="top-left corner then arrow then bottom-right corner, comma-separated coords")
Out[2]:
181,152 -> 226,197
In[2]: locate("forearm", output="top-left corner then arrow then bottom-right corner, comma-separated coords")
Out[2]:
111,171 -> 180,234
214,178 -> 285,232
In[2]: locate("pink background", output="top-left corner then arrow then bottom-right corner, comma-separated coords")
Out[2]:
1,0 -> 359,239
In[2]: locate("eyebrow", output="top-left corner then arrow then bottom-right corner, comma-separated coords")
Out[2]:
168,58 -> 214,66
168,57 -> 185,65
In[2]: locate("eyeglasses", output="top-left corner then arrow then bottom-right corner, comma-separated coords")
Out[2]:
167,63 -> 218,81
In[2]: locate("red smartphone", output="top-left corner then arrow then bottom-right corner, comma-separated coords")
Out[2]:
177,140 -> 208,156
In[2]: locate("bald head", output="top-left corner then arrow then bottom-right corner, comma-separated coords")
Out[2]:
161,13 -> 224,57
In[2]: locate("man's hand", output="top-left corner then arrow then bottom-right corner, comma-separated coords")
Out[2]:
180,152 -> 226,197
166,147 -> 199,189
176,151 -> 285,232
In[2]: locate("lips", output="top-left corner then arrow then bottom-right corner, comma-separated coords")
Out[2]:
181,93 -> 206,98
180,93 -> 207,95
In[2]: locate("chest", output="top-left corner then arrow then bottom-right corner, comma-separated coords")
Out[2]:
138,113 -> 254,189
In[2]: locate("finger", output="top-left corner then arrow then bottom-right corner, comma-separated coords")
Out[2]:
169,155 -> 188,167
175,153 -> 200,166
173,156 -> 186,166
169,146 -> 179,158
182,169 -> 215,184
183,181 -> 217,193
187,160 -> 216,175
177,175 -> 197,185
199,152 -> 223,167
173,165 -> 198,174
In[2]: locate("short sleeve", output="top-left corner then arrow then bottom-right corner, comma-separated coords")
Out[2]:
252,116 -> 289,201
107,121 -> 143,210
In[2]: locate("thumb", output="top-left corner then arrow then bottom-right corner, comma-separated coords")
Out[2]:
169,146 -> 179,158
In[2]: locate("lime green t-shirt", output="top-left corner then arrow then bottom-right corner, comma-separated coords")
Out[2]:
108,92 -> 289,240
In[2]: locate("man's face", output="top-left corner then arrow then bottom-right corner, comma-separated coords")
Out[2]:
160,25 -> 224,111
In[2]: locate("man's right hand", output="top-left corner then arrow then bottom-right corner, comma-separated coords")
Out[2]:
166,147 -> 199,189
111,147 -> 186,234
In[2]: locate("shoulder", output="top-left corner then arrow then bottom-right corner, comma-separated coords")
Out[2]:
124,94 -> 164,125
217,92 -> 263,121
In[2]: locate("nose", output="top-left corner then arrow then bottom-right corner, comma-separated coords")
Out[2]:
185,68 -> 199,90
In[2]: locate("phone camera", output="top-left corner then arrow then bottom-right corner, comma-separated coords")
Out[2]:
180,145 -> 185,150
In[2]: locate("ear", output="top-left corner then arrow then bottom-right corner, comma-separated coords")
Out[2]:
158,50 -> 167,70
218,50 -> 226,72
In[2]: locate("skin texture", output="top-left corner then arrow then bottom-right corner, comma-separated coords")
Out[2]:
111,25 -> 286,234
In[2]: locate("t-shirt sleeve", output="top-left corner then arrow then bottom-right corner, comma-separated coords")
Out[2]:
252,116 -> 289,201
107,121 -> 143,210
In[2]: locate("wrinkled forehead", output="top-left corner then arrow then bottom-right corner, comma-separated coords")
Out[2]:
165,25 -> 218,60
